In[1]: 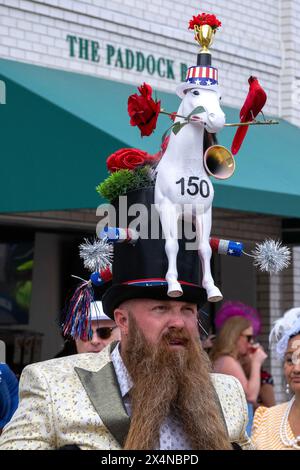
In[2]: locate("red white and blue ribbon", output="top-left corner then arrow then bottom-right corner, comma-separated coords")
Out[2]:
98,227 -> 139,243
210,238 -> 244,256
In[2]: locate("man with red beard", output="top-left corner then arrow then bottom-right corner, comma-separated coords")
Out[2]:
113,298 -> 238,450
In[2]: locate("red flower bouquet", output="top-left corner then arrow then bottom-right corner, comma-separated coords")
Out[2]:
188,13 -> 221,30
128,83 -> 161,137
107,148 -> 151,173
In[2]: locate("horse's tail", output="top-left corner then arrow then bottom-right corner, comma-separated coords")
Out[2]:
231,124 -> 249,155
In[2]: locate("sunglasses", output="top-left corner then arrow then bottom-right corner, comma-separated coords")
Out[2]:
95,326 -> 117,340
241,334 -> 254,343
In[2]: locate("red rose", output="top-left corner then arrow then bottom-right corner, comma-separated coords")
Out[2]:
188,12 -> 221,30
107,148 -> 150,173
128,82 -> 161,137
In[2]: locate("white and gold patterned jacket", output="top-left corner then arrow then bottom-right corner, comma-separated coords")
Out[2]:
0,344 -> 253,450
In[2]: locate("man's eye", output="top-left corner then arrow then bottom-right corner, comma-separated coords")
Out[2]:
285,357 -> 293,364
184,307 -> 196,314
153,305 -> 166,311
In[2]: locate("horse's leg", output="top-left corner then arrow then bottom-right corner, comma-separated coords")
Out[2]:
158,201 -> 183,297
195,208 -> 223,302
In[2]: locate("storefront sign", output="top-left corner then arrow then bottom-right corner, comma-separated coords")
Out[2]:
66,35 -> 188,82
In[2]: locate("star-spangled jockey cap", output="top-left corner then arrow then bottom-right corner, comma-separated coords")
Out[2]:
176,65 -> 219,98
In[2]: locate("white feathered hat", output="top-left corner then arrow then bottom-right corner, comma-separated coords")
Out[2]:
269,308 -> 300,360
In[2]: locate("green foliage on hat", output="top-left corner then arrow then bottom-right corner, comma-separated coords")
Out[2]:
96,166 -> 154,202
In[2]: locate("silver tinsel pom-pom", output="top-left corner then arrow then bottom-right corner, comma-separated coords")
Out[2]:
79,238 -> 113,272
251,239 -> 291,274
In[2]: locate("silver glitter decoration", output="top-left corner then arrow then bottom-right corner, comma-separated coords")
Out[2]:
79,238 -> 113,272
251,239 -> 291,274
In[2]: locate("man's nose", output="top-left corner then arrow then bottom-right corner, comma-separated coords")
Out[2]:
168,312 -> 185,329
90,331 -> 101,344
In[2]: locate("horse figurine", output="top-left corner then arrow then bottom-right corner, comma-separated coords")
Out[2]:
154,85 -> 225,302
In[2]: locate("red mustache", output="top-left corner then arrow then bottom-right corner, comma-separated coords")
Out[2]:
162,328 -> 191,345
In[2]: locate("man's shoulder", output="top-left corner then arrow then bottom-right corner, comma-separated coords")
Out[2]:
210,372 -> 251,447
210,372 -> 245,402
23,346 -> 112,378
210,372 -> 241,387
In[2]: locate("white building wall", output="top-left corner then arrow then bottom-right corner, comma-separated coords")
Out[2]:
280,0 -> 300,125
1,0 -> 299,124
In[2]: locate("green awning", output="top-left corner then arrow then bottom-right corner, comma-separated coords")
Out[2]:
0,58 -> 300,217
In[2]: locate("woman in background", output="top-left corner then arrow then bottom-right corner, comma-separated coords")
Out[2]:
213,301 -> 274,407
210,304 -> 267,435
252,308 -> 300,449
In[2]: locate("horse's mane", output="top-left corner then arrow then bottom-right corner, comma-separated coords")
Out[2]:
203,130 -> 217,153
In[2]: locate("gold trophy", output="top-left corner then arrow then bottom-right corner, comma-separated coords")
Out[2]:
194,24 -> 215,53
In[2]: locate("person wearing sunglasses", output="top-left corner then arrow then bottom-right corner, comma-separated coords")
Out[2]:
210,313 -> 267,436
54,300 -> 120,358
74,301 -> 120,354
212,301 -> 275,412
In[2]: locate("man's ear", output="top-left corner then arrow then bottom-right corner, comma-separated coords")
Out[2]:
114,307 -> 129,336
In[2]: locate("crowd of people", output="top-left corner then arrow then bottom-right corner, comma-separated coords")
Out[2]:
0,291 -> 299,450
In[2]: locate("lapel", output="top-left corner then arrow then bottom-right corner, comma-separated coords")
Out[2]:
75,344 -> 130,447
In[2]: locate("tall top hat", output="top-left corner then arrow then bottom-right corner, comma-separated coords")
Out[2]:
176,13 -> 221,98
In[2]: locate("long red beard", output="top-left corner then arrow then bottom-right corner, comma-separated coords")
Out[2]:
122,315 -> 232,450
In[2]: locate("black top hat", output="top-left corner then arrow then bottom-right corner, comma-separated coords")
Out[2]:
102,187 -> 206,318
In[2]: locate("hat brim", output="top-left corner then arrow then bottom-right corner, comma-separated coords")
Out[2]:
176,82 -> 219,99
102,283 -> 207,319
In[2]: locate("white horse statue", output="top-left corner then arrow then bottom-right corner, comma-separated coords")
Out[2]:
155,86 -> 225,302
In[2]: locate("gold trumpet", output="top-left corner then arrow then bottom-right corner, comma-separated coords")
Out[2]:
204,145 -> 235,180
